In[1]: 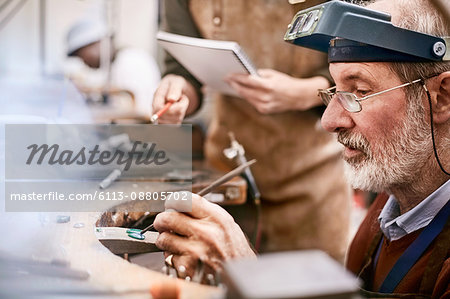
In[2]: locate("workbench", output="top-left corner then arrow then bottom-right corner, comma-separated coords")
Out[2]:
0,211 -> 222,298
0,76 -> 245,298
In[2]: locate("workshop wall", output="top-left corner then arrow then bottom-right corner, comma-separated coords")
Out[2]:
0,0 -> 159,76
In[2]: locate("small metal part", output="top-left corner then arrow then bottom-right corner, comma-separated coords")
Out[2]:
73,222 -> 85,228
56,215 -> 70,223
165,254 -> 174,267
225,187 -> 240,200
99,169 -> 122,189
150,114 -> 159,124
139,223 -> 154,235
433,41 -> 446,57
127,232 -> 145,240
223,132 -> 245,160
207,273 -> 215,286
213,16 -> 221,26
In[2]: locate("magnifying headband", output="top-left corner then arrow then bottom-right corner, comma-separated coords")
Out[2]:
284,0 -> 449,62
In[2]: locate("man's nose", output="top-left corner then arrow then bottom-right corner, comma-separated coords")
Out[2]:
321,97 -> 355,133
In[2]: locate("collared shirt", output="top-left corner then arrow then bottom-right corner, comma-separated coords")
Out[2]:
378,179 -> 450,241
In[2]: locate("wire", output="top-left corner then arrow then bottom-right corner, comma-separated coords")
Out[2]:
423,83 -> 450,175
0,0 -> 27,31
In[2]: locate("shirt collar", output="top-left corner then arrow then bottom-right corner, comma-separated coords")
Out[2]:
378,179 -> 450,241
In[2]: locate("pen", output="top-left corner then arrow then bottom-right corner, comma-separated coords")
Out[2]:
150,100 -> 175,124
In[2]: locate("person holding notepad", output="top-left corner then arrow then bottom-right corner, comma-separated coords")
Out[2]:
153,0 -> 351,262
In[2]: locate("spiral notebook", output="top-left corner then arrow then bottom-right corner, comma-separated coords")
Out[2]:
157,31 -> 257,97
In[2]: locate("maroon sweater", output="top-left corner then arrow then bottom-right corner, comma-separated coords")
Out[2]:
346,193 -> 450,298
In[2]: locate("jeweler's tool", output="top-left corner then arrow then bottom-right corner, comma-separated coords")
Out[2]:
138,159 -> 257,236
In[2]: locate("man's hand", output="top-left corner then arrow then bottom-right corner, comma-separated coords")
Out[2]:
152,75 -> 198,124
153,193 -> 256,279
225,69 -> 329,114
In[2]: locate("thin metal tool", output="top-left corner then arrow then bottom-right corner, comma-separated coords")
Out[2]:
139,159 -> 257,235
224,132 -> 260,199
196,159 -> 256,196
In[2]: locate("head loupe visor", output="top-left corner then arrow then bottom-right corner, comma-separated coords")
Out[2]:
284,0 -> 449,62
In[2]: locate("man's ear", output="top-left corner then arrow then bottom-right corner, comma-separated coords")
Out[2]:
431,71 -> 450,124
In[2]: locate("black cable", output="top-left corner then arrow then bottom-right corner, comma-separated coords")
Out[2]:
0,0 -> 27,31
423,82 -> 450,175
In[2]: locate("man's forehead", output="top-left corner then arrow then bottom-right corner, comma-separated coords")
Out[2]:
329,62 -> 397,83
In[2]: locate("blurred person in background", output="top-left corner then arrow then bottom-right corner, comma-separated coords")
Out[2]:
66,11 -> 160,118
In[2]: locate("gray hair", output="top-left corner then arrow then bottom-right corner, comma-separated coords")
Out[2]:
385,0 -> 450,159
386,0 -> 450,87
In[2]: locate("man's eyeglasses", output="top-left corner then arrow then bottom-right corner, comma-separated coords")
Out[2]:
318,78 -> 424,113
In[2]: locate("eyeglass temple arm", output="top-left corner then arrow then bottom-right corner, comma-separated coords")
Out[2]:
362,79 -> 423,100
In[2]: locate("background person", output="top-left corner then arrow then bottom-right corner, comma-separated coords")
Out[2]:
66,15 -> 160,117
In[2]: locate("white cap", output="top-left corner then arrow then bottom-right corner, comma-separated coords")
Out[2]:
66,17 -> 107,56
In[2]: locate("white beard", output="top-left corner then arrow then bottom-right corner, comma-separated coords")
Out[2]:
339,105 -> 432,192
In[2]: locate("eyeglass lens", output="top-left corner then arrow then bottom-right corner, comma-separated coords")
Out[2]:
337,94 -> 361,112
319,92 -> 361,112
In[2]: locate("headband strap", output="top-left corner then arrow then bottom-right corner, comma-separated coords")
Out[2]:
328,39 -> 431,63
